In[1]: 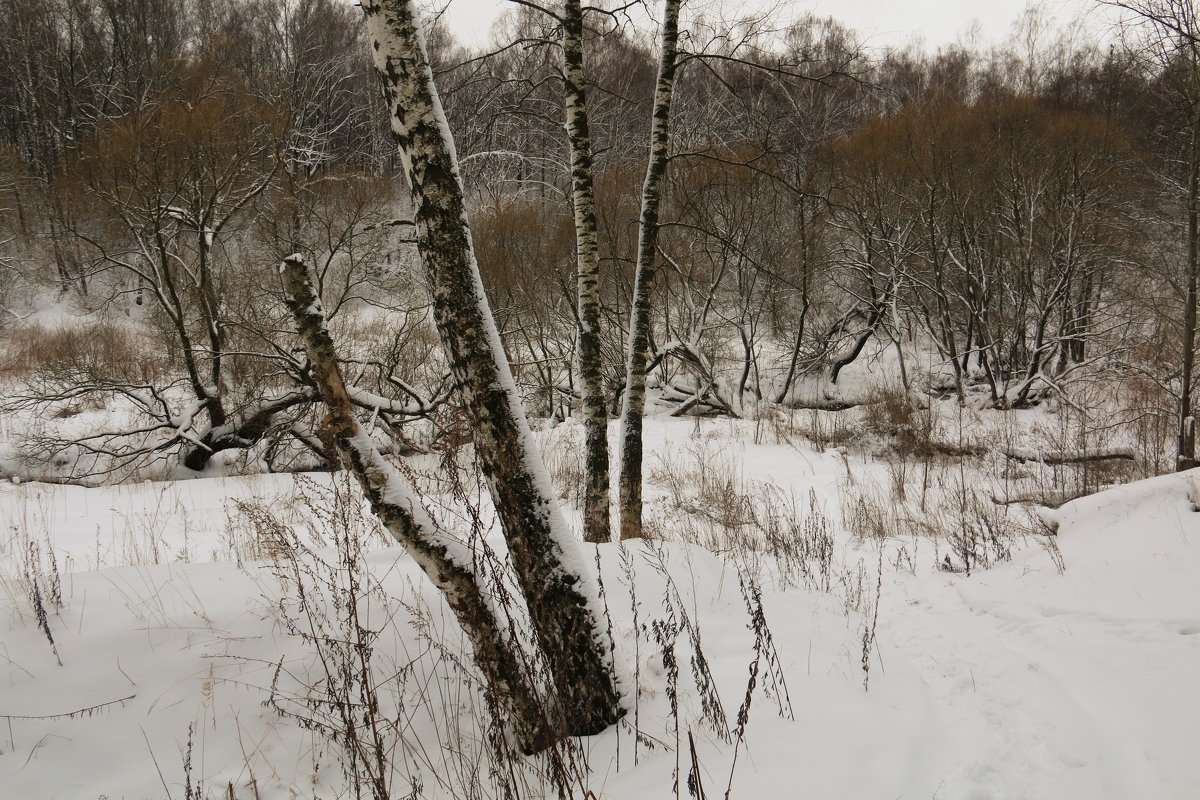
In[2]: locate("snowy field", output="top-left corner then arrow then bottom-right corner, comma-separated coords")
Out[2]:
1,417 -> 1197,799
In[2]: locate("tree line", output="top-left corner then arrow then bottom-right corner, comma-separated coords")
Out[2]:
2,0 -> 1196,474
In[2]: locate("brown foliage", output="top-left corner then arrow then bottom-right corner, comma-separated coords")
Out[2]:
1,321 -> 168,383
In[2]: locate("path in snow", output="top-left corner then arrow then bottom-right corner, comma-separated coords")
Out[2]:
880,470 -> 1200,799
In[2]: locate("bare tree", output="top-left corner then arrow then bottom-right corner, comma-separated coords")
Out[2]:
280,254 -> 554,751
1105,0 -> 1200,468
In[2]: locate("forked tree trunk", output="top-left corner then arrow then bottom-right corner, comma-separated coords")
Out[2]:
562,0 -> 612,543
775,200 -> 813,404
180,389 -> 314,471
618,0 -> 681,541
280,256 -> 554,751
360,0 -> 622,735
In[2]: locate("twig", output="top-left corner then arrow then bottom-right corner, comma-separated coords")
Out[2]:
1,693 -> 136,720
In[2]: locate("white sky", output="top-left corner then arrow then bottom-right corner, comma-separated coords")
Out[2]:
438,0 -> 1114,51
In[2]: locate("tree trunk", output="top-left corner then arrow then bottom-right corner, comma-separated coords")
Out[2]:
829,304 -> 884,384
361,0 -> 622,736
1180,69 -> 1200,471
280,256 -> 554,751
180,389 -> 315,472
618,0 -> 681,541
562,0 -> 611,543
775,199 -> 813,404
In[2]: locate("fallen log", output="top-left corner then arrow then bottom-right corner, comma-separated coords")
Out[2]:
1003,448 -> 1136,466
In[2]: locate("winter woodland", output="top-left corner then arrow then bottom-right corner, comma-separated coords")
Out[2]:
0,1 -> 1197,798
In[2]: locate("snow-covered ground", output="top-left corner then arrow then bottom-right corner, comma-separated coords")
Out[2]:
1,418 -> 1196,799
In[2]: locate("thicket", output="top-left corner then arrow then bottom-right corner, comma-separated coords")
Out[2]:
0,1 -> 1193,482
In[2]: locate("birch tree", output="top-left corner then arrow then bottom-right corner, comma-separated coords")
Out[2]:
449,0 -> 616,543
618,0 -> 681,541
359,0 -> 622,736
562,0 -> 612,543
280,255 -> 552,751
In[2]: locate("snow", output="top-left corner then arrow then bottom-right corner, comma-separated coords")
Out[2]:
878,470 -> 1200,798
1,417 -> 1197,798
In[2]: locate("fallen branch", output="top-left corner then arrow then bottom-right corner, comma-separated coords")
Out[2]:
1003,448 -> 1137,466
990,488 -> 1092,510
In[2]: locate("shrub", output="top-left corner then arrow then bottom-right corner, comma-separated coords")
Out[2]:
1,320 -> 167,383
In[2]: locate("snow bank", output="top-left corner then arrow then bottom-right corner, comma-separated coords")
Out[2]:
1,421 -> 1196,798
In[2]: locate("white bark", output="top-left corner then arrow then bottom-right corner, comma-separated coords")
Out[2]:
280,255 -> 553,751
360,0 -> 622,736
561,0 -> 612,544
618,0 -> 682,541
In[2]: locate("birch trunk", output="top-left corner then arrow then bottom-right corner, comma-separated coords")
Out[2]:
280,256 -> 554,751
562,0 -> 612,544
360,0 -> 622,735
618,0 -> 681,541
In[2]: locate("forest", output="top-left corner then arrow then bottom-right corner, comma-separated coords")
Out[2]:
0,1 -> 1198,799
1,0 -> 1196,480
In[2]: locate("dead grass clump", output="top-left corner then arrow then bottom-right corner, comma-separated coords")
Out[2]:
648,439 -> 754,533
860,383 -> 937,459
646,437 -> 841,592
540,423 -> 586,505
841,483 -> 899,542
840,469 -> 1041,577
794,408 -> 856,450
1,321 -> 167,383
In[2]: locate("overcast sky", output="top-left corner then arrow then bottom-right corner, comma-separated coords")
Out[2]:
438,0 -> 1115,52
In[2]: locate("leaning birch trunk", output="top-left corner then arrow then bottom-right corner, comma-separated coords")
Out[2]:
618,0 -> 681,541
280,256 -> 555,751
360,1 -> 622,735
562,0 -> 612,544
